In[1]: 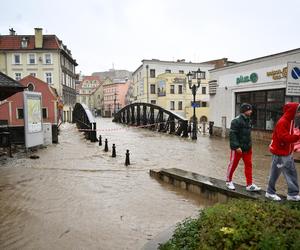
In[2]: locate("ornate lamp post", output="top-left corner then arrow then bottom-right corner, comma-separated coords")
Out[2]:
187,68 -> 206,140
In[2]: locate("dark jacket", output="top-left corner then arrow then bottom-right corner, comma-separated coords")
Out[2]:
229,114 -> 252,152
269,102 -> 300,156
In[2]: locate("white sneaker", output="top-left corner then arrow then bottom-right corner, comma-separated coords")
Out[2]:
287,195 -> 300,201
246,184 -> 261,192
226,181 -> 235,190
265,192 -> 281,201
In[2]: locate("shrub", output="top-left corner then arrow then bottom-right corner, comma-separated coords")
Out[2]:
159,199 -> 300,250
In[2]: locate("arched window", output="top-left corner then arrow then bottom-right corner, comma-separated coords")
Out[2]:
27,82 -> 35,91
200,116 -> 208,122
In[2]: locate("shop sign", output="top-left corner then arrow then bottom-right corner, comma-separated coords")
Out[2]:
266,67 -> 287,80
173,77 -> 186,84
236,73 -> 258,84
286,62 -> 300,96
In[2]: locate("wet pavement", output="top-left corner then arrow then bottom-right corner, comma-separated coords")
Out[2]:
0,118 -> 292,249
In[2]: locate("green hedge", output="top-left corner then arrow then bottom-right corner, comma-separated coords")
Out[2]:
159,199 -> 300,250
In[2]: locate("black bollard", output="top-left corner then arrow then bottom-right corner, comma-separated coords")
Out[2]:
104,139 -> 108,152
112,144 -> 116,157
125,149 -> 130,166
98,135 -> 102,146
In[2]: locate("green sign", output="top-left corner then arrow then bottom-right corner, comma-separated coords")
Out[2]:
236,73 -> 258,84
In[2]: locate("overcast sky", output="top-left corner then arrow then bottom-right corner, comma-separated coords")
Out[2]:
1,0 -> 300,75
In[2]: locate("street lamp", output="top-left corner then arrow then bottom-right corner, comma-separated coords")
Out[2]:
114,91 -> 117,115
187,68 -> 206,140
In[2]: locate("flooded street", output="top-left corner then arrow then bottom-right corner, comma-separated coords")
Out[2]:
0,118 -> 291,249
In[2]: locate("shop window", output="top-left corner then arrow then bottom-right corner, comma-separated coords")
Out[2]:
268,89 -> 284,102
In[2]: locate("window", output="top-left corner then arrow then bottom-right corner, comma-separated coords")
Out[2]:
178,101 -> 183,110
170,101 -> 175,110
178,85 -> 183,94
165,69 -> 171,73
150,100 -> 156,104
17,108 -> 24,119
235,89 -> 285,130
179,70 -> 184,74
15,73 -> 22,80
202,86 -> 206,94
150,84 -> 156,94
45,72 -> 52,84
13,54 -> 21,64
44,54 -> 52,64
42,108 -> 48,119
27,83 -> 35,91
28,54 -> 36,64
150,69 -> 155,78
30,72 -> 36,77
170,85 -> 175,94
202,102 -> 207,107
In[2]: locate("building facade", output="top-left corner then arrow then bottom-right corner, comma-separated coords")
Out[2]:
76,75 -> 102,113
0,28 -> 78,122
132,59 -> 219,121
102,78 -> 130,117
209,48 -> 300,140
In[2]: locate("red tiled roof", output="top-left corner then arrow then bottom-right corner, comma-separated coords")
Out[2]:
0,35 -> 60,50
82,75 -> 101,82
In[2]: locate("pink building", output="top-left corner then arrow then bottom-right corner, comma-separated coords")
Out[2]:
0,75 -> 58,126
103,78 -> 130,117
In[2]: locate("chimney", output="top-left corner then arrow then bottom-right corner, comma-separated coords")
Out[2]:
9,28 -> 16,35
34,28 -> 43,49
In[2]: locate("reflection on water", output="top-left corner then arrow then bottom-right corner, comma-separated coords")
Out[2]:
0,118 -> 291,249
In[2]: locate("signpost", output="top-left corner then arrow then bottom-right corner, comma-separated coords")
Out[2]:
24,92 -> 43,149
286,62 -> 300,96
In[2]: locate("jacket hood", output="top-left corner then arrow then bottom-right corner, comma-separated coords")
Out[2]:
283,102 -> 299,121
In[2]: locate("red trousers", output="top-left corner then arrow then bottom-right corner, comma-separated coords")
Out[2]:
226,148 -> 253,186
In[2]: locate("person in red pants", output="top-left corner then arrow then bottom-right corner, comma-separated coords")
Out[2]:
226,103 -> 261,191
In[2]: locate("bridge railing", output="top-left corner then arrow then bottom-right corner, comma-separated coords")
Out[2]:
72,103 -> 97,142
113,102 -> 189,137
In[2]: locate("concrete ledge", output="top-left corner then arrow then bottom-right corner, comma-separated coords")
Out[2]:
150,168 -> 268,203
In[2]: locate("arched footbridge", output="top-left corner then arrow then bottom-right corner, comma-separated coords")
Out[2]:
112,102 -> 189,137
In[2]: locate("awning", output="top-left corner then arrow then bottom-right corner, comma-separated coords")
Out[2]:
0,72 -> 26,101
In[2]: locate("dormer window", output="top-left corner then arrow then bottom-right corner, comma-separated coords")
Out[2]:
21,37 -> 28,48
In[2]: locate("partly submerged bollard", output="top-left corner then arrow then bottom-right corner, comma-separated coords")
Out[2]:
125,149 -> 130,166
104,139 -> 108,152
99,135 -> 102,146
112,144 -> 116,157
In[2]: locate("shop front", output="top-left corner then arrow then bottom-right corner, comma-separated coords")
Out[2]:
209,48 -> 300,140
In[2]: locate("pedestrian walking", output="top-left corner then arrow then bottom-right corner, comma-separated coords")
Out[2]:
265,102 -> 300,201
226,103 -> 261,191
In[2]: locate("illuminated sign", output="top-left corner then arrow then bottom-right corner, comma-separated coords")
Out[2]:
236,73 -> 258,84
266,67 -> 287,80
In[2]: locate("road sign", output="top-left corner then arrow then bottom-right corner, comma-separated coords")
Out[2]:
191,102 -> 200,108
286,62 -> 300,96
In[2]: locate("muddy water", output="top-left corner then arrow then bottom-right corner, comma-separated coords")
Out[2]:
0,118 -> 291,249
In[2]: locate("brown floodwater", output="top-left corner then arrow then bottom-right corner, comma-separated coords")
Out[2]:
0,118 -> 292,249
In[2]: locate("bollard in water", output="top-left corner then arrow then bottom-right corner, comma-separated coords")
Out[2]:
104,139 -> 108,152
98,135 -> 102,146
125,149 -> 130,166
112,144 -> 116,157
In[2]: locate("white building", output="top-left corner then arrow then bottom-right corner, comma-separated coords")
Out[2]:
209,48 -> 300,139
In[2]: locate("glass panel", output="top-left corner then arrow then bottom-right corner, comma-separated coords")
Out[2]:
236,92 -> 250,104
251,104 -> 265,129
267,89 -> 284,102
266,103 -> 283,130
252,91 -> 265,103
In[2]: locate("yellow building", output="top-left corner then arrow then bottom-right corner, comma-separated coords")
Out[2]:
154,73 -> 209,122
0,28 -> 78,122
